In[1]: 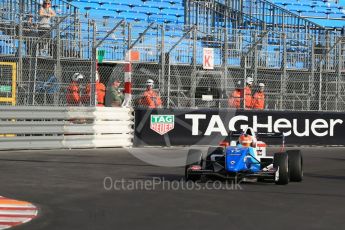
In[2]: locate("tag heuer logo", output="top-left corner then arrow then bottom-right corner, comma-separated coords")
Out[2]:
150,115 -> 175,135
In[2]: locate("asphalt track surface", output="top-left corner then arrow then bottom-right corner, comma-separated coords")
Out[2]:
0,147 -> 344,230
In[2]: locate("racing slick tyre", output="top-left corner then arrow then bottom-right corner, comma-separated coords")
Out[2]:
185,149 -> 203,182
273,152 -> 289,185
287,150 -> 303,182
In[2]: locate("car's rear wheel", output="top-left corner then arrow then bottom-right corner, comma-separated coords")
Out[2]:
287,150 -> 303,182
273,152 -> 289,185
185,149 -> 203,181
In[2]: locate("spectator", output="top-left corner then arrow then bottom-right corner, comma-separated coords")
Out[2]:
23,14 -> 35,36
38,0 -> 55,55
109,80 -> 124,107
252,83 -> 265,110
67,73 -> 83,106
39,0 -> 56,30
23,14 -> 36,55
139,79 -> 162,108
228,81 -> 242,108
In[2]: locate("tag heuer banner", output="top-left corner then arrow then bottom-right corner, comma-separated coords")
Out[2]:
134,109 -> 345,146
150,115 -> 175,135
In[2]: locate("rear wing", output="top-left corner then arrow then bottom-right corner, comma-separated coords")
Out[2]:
257,132 -> 285,138
227,131 -> 286,149
228,131 -> 284,138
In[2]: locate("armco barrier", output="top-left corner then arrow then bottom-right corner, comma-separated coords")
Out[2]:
134,109 -> 345,146
0,106 -> 134,150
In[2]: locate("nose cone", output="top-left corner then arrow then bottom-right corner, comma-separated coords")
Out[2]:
225,147 -> 248,172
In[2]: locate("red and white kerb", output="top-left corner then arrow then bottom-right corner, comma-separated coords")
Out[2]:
0,196 -> 38,230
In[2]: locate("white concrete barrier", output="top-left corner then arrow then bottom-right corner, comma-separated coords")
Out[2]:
0,106 -> 134,150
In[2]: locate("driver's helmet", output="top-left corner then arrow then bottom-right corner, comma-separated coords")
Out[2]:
239,133 -> 253,147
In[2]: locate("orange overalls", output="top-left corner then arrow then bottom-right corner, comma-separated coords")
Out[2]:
140,90 -> 162,108
228,89 -> 241,108
66,82 -> 80,105
244,86 -> 252,109
83,82 -> 106,106
252,91 -> 265,110
228,87 -> 252,109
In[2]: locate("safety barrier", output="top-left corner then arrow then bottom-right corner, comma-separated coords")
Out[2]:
0,106 -> 134,150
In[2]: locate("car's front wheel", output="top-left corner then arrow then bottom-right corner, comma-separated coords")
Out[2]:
185,149 -> 203,181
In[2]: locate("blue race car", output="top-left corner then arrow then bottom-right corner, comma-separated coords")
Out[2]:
185,128 -> 303,185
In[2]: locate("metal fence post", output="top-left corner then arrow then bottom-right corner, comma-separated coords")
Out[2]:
318,62 -> 323,111
56,18 -> 61,81
160,24 -> 165,101
56,17 -> 62,106
253,42 -> 258,84
281,33 -> 287,110
309,36 -> 315,110
17,0 -> 24,84
336,39 -> 342,111
127,23 -> 132,52
243,56 -> 247,110
191,26 -> 197,108
91,20 -> 97,107
223,27 -> 228,107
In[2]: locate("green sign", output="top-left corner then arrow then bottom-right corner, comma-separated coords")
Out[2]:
0,85 -> 11,93
150,115 -> 175,135
97,50 -> 105,63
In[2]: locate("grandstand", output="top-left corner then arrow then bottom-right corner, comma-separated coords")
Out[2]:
0,0 -> 345,111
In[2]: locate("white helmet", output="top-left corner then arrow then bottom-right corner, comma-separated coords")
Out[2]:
246,77 -> 253,85
259,83 -> 265,87
72,73 -> 84,82
146,79 -> 154,86
236,80 -> 242,88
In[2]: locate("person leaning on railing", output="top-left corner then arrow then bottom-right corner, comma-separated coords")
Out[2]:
38,0 -> 56,55
39,0 -> 56,30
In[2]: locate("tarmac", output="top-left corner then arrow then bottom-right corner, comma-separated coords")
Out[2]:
0,147 -> 344,230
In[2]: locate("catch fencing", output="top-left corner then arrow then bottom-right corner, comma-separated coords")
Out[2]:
1,12 -> 345,111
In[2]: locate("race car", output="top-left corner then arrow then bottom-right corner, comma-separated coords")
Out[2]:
185,127 -> 303,185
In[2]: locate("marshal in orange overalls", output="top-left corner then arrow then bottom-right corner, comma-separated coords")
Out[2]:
252,91 -> 265,110
139,89 -> 162,108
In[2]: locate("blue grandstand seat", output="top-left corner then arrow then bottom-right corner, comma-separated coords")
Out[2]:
271,0 -> 345,27
73,0 -> 184,24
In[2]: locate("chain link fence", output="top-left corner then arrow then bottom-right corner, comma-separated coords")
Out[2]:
1,10 -> 345,111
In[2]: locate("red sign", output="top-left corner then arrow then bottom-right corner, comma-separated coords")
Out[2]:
203,48 -> 214,70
